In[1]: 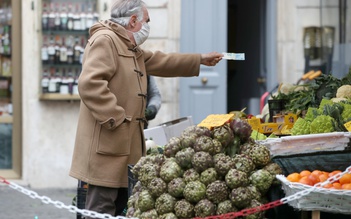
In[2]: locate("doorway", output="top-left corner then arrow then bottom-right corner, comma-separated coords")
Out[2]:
227,0 -> 268,115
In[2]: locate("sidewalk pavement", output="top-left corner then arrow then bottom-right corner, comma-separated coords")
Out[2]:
0,185 -> 77,219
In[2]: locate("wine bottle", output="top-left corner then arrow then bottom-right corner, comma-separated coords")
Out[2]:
47,36 -> 56,65
54,3 -> 61,31
73,37 -> 81,64
41,36 -> 49,64
48,3 -> 55,30
42,3 -> 49,30
41,69 -> 50,93
60,3 -> 68,31
60,37 -> 68,64
67,3 -> 74,31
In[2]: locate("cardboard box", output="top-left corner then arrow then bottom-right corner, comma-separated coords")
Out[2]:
143,125 -> 168,146
159,116 -> 194,140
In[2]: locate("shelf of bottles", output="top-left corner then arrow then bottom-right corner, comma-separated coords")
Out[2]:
0,0 -> 12,118
40,0 -> 99,100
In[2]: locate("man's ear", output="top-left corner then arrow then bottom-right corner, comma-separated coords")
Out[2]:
129,15 -> 138,28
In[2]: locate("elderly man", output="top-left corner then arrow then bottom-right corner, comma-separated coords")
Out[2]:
69,0 -> 223,217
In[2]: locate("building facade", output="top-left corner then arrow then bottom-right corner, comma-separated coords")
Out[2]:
0,0 -> 350,188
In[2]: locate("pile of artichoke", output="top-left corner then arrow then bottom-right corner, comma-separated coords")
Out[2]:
127,119 -> 282,219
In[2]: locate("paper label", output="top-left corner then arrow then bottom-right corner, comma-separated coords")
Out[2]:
197,114 -> 233,129
345,121 -> 351,132
222,52 -> 245,60
247,117 -> 261,131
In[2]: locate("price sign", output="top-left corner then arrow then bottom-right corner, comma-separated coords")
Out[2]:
345,121 -> 351,132
197,114 -> 233,129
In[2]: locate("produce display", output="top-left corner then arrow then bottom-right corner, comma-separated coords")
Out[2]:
128,119 -> 283,219
290,98 -> 351,135
258,72 -> 351,136
286,170 -> 351,189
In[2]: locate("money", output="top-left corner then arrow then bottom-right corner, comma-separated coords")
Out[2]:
222,53 -> 245,60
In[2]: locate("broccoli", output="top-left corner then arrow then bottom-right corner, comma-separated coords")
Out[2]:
304,107 -> 321,122
250,130 -> 267,140
310,115 -> 335,134
341,103 -> 351,123
291,117 -> 311,135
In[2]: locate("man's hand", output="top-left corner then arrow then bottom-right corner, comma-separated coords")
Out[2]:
200,52 -> 224,66
145,105 -> 157,120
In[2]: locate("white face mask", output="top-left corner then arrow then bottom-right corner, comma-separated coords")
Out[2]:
131,22 -> 150,46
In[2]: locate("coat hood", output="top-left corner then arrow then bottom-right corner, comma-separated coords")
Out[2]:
89,20 -> 134,48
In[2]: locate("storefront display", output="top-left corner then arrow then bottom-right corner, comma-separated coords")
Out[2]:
0,0 -> 13,170
39,0 -> 99,100
0,0 -> 21,177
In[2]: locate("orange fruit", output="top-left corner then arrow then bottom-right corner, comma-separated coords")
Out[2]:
287,172 -> 301,182
311,170 -> 323,176
329,170 -> 342,177
300,170 -> 311,177
332,182 -> 342,189
307,174 -> 320,185
323,183 -> 333,189
318,174 -> 328,182
298,176 -> 313,186
341,183 -> 351,190
339,173 -> 351,185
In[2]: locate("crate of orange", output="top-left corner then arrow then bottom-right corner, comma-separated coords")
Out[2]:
276,167 -> 351,214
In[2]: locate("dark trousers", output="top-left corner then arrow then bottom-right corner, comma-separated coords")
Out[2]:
84,184 -> 128,219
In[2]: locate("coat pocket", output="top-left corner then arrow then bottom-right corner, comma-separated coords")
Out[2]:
95,121 -> 131,156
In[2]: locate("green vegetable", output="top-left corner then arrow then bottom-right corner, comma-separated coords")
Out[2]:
291,117 -> 311,135
310,115 -> 335,134
271,71 -> 351,114
304,107 -> 321,122
250,130 -> 267,140
341,103 -> 351,123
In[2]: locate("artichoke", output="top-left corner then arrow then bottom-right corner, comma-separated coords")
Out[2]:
225,168 -> 249,189
183,168 -> 200,183
206,180 -> 230,204
200,167 -> 218,186
212,123 -> 234,147
194,199 -> 216,217
216,200 -> 238,215
230,118 -> 253,143
147,177 -> 167,198
248,144 -> 271,168
232,154 -> 255,175
175,147 -> 195,169
163,137 -> 182,158
158,212 -> 178,219
137,190 -> 155,212
194,135 -> 216,155
160,158 -> 183,183
230,186 -> 252,209
167,177 -> 185,198
140,209 -> 158,219
183,181 -> 206,203
249,169 -> 274,194
174,199 -> 195,218
214,153 -> 235,176
155,193 -> 177,215
191,151 -> 214,173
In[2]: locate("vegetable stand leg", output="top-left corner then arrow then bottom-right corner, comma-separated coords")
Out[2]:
312,211 -> 320,219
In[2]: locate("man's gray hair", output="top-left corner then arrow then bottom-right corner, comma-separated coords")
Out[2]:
110,0 -> 146,27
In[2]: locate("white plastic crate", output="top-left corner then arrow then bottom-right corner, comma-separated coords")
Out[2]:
276,174 -> 351,214
259,132 -> 351,157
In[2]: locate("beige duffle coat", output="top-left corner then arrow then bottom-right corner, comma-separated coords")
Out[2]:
69,20 -> 201,188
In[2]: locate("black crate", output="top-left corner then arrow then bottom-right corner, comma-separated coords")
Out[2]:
268,99 -> 287,122
128,164 -> 137,198
76,180 -> 88,219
